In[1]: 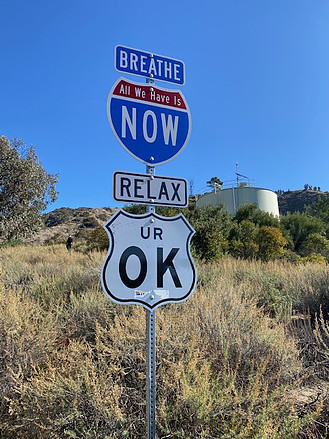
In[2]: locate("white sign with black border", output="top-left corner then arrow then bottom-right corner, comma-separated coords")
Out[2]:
101,209 -> 197,310
113,170 -> 188,207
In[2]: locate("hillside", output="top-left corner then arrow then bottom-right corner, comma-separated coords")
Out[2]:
24,190 -> 329,245
278,189 -> 328,215
25,207 -> 115,245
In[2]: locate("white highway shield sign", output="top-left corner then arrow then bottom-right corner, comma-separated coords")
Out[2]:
101,209 -> 197,310
113,171 -> 188,207
107,77 -> 191,166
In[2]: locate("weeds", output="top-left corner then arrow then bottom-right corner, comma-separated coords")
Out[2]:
0,245 -> 328,437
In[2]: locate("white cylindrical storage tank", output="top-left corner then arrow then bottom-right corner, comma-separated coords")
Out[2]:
196,187 -> 279,217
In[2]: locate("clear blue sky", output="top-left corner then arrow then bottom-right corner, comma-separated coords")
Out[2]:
1,0 -> 329,211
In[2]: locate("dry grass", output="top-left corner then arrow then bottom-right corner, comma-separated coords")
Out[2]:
0,246 -> 329,438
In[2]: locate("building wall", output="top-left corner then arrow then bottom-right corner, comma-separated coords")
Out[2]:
196,187 -> 279,217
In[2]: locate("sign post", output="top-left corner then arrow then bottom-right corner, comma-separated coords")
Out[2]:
146,159 -> 156,439
146,305 -> 156,439
102,45 -> 196,439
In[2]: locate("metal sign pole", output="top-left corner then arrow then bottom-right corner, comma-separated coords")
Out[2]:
145,72 -> 156,439
146,163 -> 156,439
146,308 -> 156,439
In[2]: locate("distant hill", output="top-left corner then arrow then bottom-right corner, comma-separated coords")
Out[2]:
25,207 -> 115,245
278,190 -> 329,215
24,190 -> 329,245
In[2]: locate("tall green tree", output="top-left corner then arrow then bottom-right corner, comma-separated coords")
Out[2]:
300,233 -> 329,259
229,220 -> 258,259
305,196 -> 329,236
234,203 -> 280,227
0,137 -> 58,243
186,205 -> 232,260
280,212 -> 325,253
255,226 -> 287,262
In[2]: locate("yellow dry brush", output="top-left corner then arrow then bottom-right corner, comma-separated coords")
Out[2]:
0,244 -> 328,438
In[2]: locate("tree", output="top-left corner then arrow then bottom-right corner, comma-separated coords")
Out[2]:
280,212 -> 325,253
300,233 -> 329,259
0,137 -> 58,243
306,196 -> 329,224
234,203 -> 279,228
206,176 -> 223,190
306,196 -> 329,237
229,220 -> 258,259
234,203 -> 258,223
186,205 -> 232,260
255,226 -> 287,262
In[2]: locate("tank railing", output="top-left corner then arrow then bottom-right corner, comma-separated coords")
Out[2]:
221,178 -> 255,189
195,178 -> 255,198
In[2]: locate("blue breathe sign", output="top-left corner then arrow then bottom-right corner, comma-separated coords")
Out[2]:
115,45 -> 185,86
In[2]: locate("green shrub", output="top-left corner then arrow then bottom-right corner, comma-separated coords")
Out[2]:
255,226 -> 287,261
187,205 -> 232,260
86,226 -> 109,252
300,253 -> 327,264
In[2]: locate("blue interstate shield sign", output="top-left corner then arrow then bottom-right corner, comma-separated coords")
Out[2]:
107,77 -> 191,166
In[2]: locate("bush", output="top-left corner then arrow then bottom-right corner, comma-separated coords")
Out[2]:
300,233 -> 329,259
81,215 -> 100,228
255,226 -> 287,261
1,246 -> 327,438
86,226 -> 109,251
229,220 -> 258,259
280,213 -> 325,253
300,253 -> 327,264
187,205 -> 232,260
